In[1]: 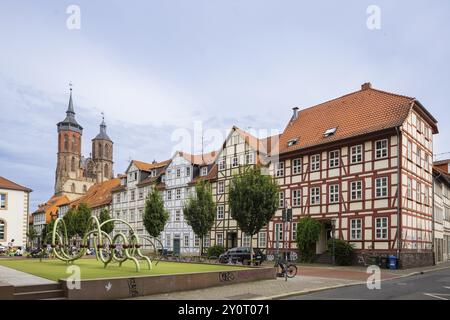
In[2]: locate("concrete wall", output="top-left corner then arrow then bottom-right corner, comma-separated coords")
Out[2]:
60,266 -> 276,300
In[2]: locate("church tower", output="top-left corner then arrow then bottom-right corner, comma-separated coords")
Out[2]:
91,115 -> 114,182
55,87 -> 84,196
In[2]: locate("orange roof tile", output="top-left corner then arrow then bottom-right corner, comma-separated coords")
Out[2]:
132,159 -> 171,172
178,151 -> 218,166
277,84 -> 438,155
0,176 -> 32,192
69,178 -> 121,209
34,195 -> 70,223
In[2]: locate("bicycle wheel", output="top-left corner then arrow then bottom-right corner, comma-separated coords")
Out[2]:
286,264 -> 297,278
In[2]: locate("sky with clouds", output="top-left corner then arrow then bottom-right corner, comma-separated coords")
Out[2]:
0,0 -> 449,211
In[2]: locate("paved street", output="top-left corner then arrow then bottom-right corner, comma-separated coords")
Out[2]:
285,267 -> 450,300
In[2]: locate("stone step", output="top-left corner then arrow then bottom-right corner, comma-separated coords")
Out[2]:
14,283 -> 61,294
14,289 -> 65,300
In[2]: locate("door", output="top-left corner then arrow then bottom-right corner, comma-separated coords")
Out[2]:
173,238 -> 181,256
227,232 -> 237,249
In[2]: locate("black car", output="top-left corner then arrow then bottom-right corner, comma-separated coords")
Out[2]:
218,247 -> 266,265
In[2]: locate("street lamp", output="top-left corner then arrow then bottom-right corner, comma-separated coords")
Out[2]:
331,219 -> 336,266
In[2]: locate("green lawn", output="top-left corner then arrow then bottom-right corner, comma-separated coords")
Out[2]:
0,258 -> 247,281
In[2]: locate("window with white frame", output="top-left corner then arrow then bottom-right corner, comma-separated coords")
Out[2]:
292,189 -> 301,207
175,210 -> 181,221
275,162 -> 284,177
167,190 -> 172,200
329,150 -> 340,168
350,219 -> 362,240
407,178 -> 412,199
375,217 -> 388,239
165,234 -> 171,247
219,157 -> 226,170
204,235 -> 210,248
242,233 -> 251,247
417,148 -> 422,167
258,231 -> 266,248
129,209 -> 135,222
351,181 -> 363,201
375,177 -> 388,198
350,145 -> 362,164
292,158 -> 302,174
232,156 -> 239,167
275,223 -> 283,241
176,168 -> 181,178
310,187 -> 320,205
218,181 -> 225,194
130,190 -> 135,201
186,166 -> 191,177
176,188 -> 181,199
416,182 -> 422,203
424,186 -> 430,206
194,235 -> 199,247
0,194 -> 7,210
407,140 -> 412,160
310,154 -> 320,171
217,205 -> 224,219
216,233 -> 224,246
329,184 -> 339,203
184,234 -> 189,248
245,152 -> 254,164
138,209 -> 143,221
279,191 -> 285,208
292,222 -> 297,241
375,139 -> 388,159
115,193 -> 121,203
138,189 -> 144,200
201,167 -> 208,176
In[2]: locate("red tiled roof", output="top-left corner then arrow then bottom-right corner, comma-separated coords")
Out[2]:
190,164 -> 218,185
178,151 -> 218,166
132,159 -> 171,172
34,195 -> 70,223
277,84 -> 438,155
69,178 -> 121,209
0,176 -> 32,192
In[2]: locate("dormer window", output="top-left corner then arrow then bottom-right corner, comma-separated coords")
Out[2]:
287,139 -> 298,147
323,127 -> 337,137
201,167 -> 208,176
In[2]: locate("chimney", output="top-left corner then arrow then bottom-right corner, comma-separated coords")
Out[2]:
292,107 -> 299,121
361,82 -> 372,90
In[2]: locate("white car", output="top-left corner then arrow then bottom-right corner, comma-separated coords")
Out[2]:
0,245 -> 6,253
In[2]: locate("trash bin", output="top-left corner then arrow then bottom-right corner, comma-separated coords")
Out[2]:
388,255 -> 397,269
380,257 -> 388,269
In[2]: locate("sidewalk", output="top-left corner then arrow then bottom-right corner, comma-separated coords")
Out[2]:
0,265 -> 55,286
130,261 -> 450,300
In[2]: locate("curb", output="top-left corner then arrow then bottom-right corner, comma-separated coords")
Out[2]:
254,264 -> 450,300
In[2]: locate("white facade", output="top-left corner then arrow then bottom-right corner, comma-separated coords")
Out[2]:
433,168 -> 450,262
0,186 -> 31,248
161,154 -> 199,255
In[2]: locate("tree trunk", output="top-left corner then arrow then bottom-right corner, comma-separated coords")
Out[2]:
200,237 -> 204,257
250,234 -> 253,266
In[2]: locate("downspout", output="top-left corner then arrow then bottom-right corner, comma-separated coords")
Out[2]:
395,126 -> 402,259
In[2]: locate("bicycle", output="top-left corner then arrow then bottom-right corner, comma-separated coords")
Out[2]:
274,258 -> 297,281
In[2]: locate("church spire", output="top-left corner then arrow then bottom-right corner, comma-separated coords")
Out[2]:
93,112 -> 112,141
57,84 -> 83,133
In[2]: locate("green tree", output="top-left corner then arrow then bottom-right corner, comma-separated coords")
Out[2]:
62,207 -> 77,239
143,187 -> 169,238
183,181 -> 216,256
74,203 -> 92,236
328,239 -> 354,265
99,208 -> 114,234
296,217 -> 322,262
228,166 -> 279,264
41,219 -> 56,246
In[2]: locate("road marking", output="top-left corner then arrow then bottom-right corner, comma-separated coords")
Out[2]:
443,286 -> 450,290
423,293 -> 448,300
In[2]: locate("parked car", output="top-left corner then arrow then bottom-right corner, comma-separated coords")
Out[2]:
0,245 -> 6,254
218,247 -> 266,265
